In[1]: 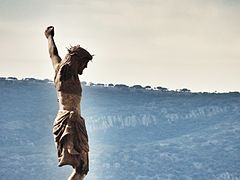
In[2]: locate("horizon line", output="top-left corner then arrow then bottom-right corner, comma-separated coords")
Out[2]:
1,76 -> 239,94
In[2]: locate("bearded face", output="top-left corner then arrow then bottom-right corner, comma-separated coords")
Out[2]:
77,59 -> 89,75
65,45 -> 93,75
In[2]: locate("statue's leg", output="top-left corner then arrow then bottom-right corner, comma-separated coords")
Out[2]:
58,135 -> 79,167
59,135 -> 86,179
68,169 -> 85,180
67,151 -> 88,180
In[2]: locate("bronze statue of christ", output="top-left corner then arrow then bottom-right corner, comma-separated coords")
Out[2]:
45,26 -> 92,180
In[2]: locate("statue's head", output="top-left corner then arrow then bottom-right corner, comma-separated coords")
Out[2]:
65,45 -> 93,75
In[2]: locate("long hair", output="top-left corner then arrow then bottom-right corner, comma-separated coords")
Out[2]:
64,45 -> 93,66
55,45 -> 93,81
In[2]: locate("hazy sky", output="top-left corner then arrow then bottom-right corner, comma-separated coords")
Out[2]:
0,0 -> 239,92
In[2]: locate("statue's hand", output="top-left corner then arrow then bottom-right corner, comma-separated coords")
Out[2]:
45,26 -> 54,38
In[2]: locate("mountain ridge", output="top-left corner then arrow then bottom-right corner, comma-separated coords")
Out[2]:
1,76 -> 239,94
0,77 -> 239,179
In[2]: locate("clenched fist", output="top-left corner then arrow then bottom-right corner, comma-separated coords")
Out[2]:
45,26 -> 54,38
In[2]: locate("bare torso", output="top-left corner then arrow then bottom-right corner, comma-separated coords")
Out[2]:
54,63 -> 82,114
57,91 -> 81,114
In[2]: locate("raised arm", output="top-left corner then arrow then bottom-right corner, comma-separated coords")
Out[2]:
45,26 -> 62,70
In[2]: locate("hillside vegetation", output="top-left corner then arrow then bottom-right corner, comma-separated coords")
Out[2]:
0,78 -> 239,179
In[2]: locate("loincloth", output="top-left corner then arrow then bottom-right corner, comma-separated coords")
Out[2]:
53,110 -> 89,175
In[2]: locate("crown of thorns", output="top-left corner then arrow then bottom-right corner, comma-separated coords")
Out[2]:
67,45 -> 94,60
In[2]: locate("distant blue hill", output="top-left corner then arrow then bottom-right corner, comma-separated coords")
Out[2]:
0,78 -> 239,180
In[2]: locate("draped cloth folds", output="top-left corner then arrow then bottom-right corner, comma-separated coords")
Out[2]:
53,110 -> 89,175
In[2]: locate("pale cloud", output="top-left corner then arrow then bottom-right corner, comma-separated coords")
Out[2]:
0,0 -> 239,92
